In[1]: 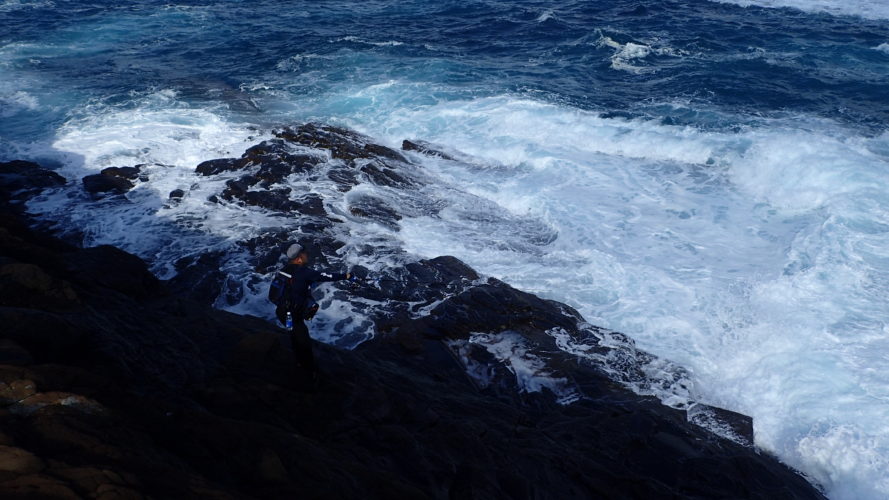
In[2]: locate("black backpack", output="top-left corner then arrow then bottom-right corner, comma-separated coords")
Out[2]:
268,269 -> 292,306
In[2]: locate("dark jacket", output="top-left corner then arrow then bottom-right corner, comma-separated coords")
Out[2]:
277,263 -> 347,314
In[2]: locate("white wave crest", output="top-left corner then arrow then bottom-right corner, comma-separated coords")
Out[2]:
709,0 -> 889,20
334,36 -> 404,47
0,0 -> 54,12
596,35 -> 685,74
332,87 -> 889,499
535,9 -> 555,23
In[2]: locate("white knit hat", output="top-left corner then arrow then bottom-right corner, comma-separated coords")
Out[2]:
285,243 -> 304,259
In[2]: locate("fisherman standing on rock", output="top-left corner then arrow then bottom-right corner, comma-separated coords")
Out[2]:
268,242 -> 353,383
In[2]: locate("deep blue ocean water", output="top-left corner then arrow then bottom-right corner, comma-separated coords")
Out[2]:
2,1 -> 889,498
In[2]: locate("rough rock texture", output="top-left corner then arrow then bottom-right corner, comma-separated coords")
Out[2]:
81,166 -> 144,195
0,153 -> 826,498
0,161 -> 65,207
402,139 -> 457,161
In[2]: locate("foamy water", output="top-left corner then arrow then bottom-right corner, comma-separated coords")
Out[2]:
17,87 -> 888,498
711,0 -> 889,20
3,0 -> 889,497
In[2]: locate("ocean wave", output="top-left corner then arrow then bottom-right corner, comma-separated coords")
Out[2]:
334,90 -> 889,499
333,36 -> 404,47
595,34 -> 686,74
535,9 -> 555,23
0,89 -> 39,117
274,53 -> 334,72
0,0 -> 53,12
709,0 -> 889,20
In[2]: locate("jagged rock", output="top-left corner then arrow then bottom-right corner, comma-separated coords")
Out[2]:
360,161 -> 415,188
82,174 -> 133,195
0,161 -> 66,196
100,166 -> 142,181
348,195 -> 402,229
195,157 -> 248,176
391,277 -> 579,352
0,161 -> 66,211
402,139 -> 457,160
275,123 -> 406,163
0,159 -> 826,500
294,194 -> 326,216
245,139 -> 322,182
327,167 -> 360,191
80,165 -> 146,195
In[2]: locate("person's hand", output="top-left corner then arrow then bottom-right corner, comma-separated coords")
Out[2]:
345,273 -> 352,280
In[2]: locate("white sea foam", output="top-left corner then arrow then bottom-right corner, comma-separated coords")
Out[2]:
875,43 -> 889,54
467,331 -> 581,404
0,89 -> 39,117
22,79 -> 889,498
709,0 -> 889,20
321,87 -> 889,499
22,90 -> 433,349
596,34 -> 685,73
334,36 -> 404,47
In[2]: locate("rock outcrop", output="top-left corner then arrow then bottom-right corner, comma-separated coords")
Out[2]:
81,166 -> 145,195
0,151 -> 824,498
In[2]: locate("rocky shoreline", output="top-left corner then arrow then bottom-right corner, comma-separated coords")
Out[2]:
0,128 -> 825,499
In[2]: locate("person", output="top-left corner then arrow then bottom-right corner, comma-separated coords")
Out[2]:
273,242 -> 351,381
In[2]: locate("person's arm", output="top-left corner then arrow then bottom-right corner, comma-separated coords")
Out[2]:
307,269 -> 350,283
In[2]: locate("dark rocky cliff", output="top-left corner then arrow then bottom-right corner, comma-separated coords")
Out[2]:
0,147 -> 824,499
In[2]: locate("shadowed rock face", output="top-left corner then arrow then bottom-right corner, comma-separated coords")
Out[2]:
0,144 -> 825,499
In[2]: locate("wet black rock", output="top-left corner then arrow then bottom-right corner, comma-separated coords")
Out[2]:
327,167 -> 360,191
195,157 -> 248,176
402,139 -> 457,161
168,188 -> 185,200
359,161 -> 416,188
196,124 -> 420,222
294,194 -> 326,216
0,151 -> 827,499
348,195 -> 402,229
82,170 -> 137,195
100,166 -> 142,181
276,123 -> 407,163
0,160 -> 65,206
81,165 -> 148,195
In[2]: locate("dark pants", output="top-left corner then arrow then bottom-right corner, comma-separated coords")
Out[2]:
276,306 -> 316,377
290,318 -> 316,376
